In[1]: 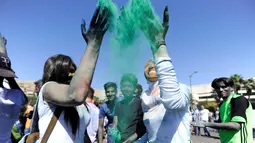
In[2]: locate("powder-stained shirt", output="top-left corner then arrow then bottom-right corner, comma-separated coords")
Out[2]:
115,97 -> 146,142
141,57 -> 190,143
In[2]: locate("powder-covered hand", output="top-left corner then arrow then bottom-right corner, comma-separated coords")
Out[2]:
162,6 -> 169,39
108,127 -> 121,143
0,33 -> 7,48
81,6 -> 109,47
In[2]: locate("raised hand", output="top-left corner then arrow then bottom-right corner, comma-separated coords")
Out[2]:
0,33 -> 7,48
0,33 -> 8,55
81,6 -> 109,47
148,5 -> 170,54
162,6 -> 169,39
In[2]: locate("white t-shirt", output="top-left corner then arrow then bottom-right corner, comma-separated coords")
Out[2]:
0,86 -> 26,143
199,109 -> 209,121
36,82 -> 90,143
86,102 -> 99,143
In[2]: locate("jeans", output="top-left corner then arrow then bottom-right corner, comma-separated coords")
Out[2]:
194,126 -> 200,135
202,120 -> 211,136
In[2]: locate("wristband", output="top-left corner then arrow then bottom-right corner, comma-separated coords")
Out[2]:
156,40 -> 166,48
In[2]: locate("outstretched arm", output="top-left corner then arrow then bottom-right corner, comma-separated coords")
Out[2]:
142,6 -> 190,110
43,6 -> 109,106
191,121 -> 241,131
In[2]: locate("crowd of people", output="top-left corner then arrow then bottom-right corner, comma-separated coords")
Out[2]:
0,5 -> 254,143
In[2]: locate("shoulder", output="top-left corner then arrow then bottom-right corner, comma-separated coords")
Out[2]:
231,95 -> 249,108
231,95 -> 248,103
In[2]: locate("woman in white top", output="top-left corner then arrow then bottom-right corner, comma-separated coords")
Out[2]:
35,6 -> 110,143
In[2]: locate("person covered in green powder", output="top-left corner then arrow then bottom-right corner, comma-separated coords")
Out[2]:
98,82 -> 123,143
192,77 -> 253,143
109,73 -> 146,143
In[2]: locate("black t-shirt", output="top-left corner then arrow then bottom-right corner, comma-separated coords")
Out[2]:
115,97 -> 146,142
218,95 -> 249,123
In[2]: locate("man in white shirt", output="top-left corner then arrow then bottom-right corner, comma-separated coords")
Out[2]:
192,105 -> 200,135
86,88 -> 99,143
199,105 -> 211,136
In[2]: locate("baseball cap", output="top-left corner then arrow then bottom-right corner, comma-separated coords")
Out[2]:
0,52 -> 17,78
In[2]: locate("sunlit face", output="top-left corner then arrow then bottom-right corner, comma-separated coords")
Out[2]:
105,87 -> 117,101
215,82 -> 232,100
144,61 -> 158,82
121,81 -> 136,97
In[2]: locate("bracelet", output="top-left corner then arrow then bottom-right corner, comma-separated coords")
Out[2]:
156,40 -> 166,48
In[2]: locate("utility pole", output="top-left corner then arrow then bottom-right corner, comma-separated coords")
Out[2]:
189,71 -> 198,107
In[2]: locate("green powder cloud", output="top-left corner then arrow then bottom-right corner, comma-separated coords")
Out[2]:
97,0 -> 164,141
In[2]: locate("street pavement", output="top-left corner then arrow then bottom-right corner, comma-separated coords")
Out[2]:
191,131 -> 220,143
191,130 -> 255,143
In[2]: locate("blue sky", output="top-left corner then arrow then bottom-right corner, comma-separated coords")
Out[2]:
0,0 -> 255,90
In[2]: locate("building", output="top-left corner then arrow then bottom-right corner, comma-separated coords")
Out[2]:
16,80 -> 107,101
192,83 -> 255,104
16,80 -> 255,105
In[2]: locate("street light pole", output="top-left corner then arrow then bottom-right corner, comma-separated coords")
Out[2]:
189,71 -> 198,107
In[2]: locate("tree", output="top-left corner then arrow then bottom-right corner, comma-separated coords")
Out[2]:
231,74 -> 244,94
243,78 -> 255,100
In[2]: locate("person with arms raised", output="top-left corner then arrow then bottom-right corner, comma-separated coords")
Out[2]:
24,6 -> 110,143
139,6 -> 191,143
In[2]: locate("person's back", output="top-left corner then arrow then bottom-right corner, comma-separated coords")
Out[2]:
199,108 -> 209,122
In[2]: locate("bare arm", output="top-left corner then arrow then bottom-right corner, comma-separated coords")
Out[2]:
206,122 -> 241,131
43,7 -> 109,106
98,118 -> 105,143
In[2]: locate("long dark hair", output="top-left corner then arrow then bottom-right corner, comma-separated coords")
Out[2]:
42,54 -> 79,135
